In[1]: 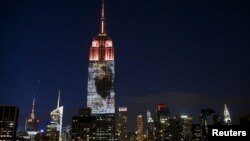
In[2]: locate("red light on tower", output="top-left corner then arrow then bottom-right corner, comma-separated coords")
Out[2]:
27,118 -> 33,123
158,103 -> 167,110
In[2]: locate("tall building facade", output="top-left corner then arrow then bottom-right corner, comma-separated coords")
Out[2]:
191,124 -> 202,141
146,110 -> 155,141
117,107 -> 128,141
180,115 -> 192,141
169,115 -> 192,141
25,97 -> 39,132
87,0 -> 115,114
71,108 -> 96,141
25,97 -> 39,141
200,109 -> 221,141
155,103 -> 170,141
137,115 -> 144,141
47,90 -> 63,141
0,105 -> 19,141
87,0 -> 116,140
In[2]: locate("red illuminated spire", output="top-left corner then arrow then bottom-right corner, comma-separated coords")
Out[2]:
99,0 -> 106,35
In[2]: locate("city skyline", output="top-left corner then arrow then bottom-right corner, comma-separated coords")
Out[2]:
1,0 -> 250,131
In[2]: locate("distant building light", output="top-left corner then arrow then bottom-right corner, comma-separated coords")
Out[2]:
27,131 -> 37,135
181,115 -> 188,118
40,129 -> 44,133
119,107 -> 127,112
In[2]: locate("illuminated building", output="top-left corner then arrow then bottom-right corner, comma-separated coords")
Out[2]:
25,96 -> 39,141
0,105 -> 19,141
200,109 -> 221,141
146,110 -> 155,141
95,114 -> 117,140
169,116 -> 182,141
62,126 -> 71,141
71,108 -> 96,141
25,97 -> 39,131
87,0 -> 115,115
180,115 -> 192,141
223,104 -> 231,125
137,115 -> 143,141
155,103 -> 170,141
87,0 -> 117,140
47,90 -> 63,141
169,115 -> 192,141
117,107 -> 128,141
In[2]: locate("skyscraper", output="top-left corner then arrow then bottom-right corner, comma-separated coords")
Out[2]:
87,0 -> 115,114
71,108 -> 96,141
146,110 -> 155,141
200,109 -> 221,140
87,0 -> 116,140
223,104 -> 231,125
25,97 -> 39,141
169,115 -> 192,141
155,103 -> 170,141
0,105 -> 19,141
137,115 -> 144,141
117,107 -> 128,141
25,97 -> 39,132
180,115 -> 192,141
47,90 -> 63,141
191,124 -> 202,141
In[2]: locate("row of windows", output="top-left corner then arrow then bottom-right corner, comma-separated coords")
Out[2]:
92,40 -> 113,48
89,48 -> 114,61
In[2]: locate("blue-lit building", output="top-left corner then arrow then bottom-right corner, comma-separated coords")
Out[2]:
200,109 -> 222,140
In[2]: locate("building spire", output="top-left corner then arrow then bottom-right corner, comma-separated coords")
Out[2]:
31,95 -> 35,119
100,0 -> 106,35
102,0 -> 104,19
32,96 -> 35,113
224,104 -> 232,125
57,89 -> 60,108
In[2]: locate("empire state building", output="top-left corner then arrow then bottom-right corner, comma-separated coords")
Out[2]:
87,0 -> 117,140
87,0 -> 115,114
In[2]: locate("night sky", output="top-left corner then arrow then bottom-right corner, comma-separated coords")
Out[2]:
0,0 -> 250,131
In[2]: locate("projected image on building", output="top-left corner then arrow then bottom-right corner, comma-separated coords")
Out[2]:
87,60 -> 115,114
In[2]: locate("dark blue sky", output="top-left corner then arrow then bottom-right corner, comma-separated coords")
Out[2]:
1,0 -> 250,131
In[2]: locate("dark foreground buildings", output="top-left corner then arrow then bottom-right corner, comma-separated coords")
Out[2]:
117,107 -> 128,141
200,109 -> 222,140
0,105 -> 19,141
72,108 -> 96,141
